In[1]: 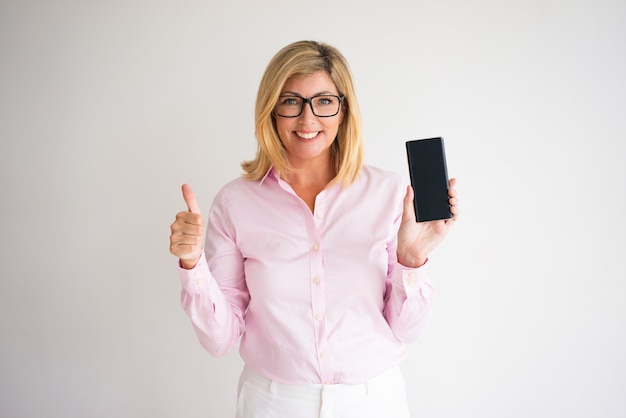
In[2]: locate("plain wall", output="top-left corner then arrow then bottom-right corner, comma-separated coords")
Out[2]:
1,0 -> 625,417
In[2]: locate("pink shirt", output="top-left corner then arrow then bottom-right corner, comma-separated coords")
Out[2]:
179,165 -> 436,385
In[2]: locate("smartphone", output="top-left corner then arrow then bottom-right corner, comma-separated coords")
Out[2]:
405,137 -> 452,222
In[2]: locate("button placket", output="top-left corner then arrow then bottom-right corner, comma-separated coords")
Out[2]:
309,192 -> 332,383
310,238 -> 329,374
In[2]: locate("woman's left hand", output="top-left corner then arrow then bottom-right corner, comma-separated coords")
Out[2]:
396,178 -> 459,268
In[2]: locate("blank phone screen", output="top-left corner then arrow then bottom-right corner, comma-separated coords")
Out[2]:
406,137 -> 452,222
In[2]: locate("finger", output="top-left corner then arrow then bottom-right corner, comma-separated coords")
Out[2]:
182,184 -> 201,214
171,221 -> 203,242
171,231 -> 203,246
169,242 -> 202,262
402,185 -> 416,222
174,211 -> 203,227
448,178 -> 457,198
447,178 -> 458,216
449,197 -> 459,221
448,178 -> 456,197
169,220 -> 203,258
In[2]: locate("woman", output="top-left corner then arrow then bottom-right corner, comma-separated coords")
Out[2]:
169,40 -> 458,418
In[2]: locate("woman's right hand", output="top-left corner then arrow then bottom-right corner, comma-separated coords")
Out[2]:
169,184 -> 204,269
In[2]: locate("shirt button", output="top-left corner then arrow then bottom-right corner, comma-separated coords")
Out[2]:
312,244 -> 320,251
316,212 -> 324,219
312,277 -> 321,285
315,313 -> 324,321
319,352 -> 326,359
197,279 -> 204,286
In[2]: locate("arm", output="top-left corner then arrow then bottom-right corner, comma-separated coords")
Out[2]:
383,178 -> 458,342
383,244 -> 437,344
171,184 -> 249,356
179,252 -> 248,357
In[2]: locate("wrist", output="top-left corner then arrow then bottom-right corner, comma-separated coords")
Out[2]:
180,257 -> 200,270
398,254 -> 428,268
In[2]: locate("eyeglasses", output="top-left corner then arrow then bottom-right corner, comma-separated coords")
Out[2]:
275,94 -> 344,118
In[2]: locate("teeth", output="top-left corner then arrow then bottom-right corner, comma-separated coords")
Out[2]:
296,131 -> 319,139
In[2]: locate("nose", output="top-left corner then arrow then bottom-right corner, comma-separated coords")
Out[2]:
299,99 -> 317,120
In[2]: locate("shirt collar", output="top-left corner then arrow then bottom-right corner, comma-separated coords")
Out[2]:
259,166 -> 278,185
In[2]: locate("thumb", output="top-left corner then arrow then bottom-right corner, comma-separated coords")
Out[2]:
181,184 -> 201,214
402,185 -> 416,222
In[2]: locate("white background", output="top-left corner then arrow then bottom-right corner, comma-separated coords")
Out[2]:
1,0 -> 625,417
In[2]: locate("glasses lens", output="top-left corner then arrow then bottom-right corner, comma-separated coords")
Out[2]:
276,96 -> 303,117
312,96 -> 340,117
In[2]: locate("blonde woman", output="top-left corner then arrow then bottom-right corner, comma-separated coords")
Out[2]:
170,40 -> 458,418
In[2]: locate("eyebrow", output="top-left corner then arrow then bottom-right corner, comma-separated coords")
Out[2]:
279,90 -> 338,97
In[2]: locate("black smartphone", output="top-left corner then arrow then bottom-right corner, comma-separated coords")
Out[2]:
405,137 -> 452,222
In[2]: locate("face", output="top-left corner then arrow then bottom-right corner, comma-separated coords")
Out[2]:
274,71 -> 344,169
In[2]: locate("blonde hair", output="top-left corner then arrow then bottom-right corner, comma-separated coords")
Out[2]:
241,40 -> 364,186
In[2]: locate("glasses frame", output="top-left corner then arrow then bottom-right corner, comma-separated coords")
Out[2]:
274,94 -> 345,118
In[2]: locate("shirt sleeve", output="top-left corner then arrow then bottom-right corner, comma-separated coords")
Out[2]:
179,188 -> 249,357
383,260 -> 436,343
382,177 -> 437,343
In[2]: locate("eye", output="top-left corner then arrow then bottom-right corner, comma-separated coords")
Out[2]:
315,96 -> 335,106
279,96 -> 301,106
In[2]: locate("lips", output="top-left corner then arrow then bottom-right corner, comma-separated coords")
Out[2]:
295,131 -> 320,140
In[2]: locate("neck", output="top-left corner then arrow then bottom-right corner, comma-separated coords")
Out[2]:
281,156 -> 336,213
283,157 -> 336,190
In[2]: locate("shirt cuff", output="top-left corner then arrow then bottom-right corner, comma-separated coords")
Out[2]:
179,252 -> 214,295
393,260 -> 435,300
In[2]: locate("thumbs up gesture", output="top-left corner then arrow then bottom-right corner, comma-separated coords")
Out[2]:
170,184 -> 204,269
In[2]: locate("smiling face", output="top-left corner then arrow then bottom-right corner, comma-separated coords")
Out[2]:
274,71 -> 344,170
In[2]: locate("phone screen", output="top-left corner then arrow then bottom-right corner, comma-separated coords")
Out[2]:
406,137 -> 452,222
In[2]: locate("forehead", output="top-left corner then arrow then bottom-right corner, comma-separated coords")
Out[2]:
281,71 -> 338,95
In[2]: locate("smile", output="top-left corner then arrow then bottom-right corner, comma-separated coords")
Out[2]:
295,131 -> 320,140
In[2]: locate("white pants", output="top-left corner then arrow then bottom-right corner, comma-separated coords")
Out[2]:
236,366 -> 411,418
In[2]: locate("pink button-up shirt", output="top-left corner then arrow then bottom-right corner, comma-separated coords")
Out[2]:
179,165 -> 436,384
